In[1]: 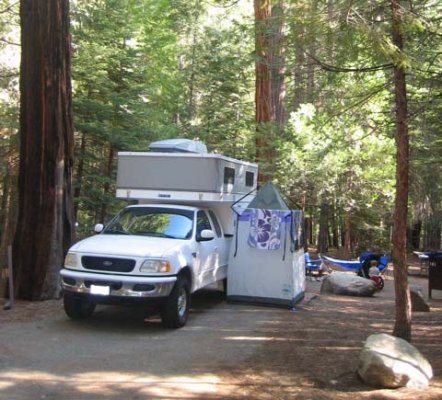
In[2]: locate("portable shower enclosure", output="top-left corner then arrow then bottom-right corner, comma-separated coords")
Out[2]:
115,139 -> 258,234
227,182 -> 305,307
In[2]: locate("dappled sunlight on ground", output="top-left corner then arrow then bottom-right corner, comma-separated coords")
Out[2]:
214,272 -> 442,399
0,369 -> 229,399
1,265 -> 442,399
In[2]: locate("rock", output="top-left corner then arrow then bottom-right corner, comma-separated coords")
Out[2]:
410,285 -> 430,312
320,272 -> 376,297
357,333 -> 433,388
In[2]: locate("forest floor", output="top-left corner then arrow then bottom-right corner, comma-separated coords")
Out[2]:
1,255 -> 442,399
215,260 -> 442,400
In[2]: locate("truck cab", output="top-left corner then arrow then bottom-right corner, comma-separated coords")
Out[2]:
60,204 -> 229,328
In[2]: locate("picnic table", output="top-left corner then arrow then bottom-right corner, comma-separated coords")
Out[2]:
428,252 -> 442,299
413,251 -> 430,274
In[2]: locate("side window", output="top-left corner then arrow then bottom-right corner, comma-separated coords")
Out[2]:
245,171 -> 255,187
196,211 -> 212,236
208,210 -> 222,238
224,167 -> 235,185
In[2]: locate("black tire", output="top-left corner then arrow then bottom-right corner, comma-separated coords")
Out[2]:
63,292 -> 96,319
222,278 -> 227,297
161,276 -> 190,329
378,276 -> 385,290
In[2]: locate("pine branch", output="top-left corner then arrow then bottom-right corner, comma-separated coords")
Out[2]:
305,50 -> 394,73
0,1 -> 18,15
0,37 -> 20,46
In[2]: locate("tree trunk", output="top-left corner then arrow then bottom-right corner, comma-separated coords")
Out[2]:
390,0 -> 411,341
269,2 -> 286,133
74,131 -> 86,221
343,210 -> 352,257
99,145 -> 115,223
307,48 -> 316,103
0,152 -> 18,268
409,219 -> 421,250
330,204 -> 339,248
255,0 -> 274,186
318,200 -> 329,254
13,0 -> 74,300
424,215 -> 441,250
343,168 -> 355,257
293,28 -> 305,110
304,216 -> 312,249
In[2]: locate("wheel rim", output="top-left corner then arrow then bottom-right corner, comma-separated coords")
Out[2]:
177,286 -> 187,318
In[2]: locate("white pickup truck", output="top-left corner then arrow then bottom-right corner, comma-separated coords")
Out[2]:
60,139 -> 258,328
60,203 -> 230,328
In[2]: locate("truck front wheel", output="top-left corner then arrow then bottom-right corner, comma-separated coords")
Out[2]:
161,276 -> 190,329
63,293 -> 96,319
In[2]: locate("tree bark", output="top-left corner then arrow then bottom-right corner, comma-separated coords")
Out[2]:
409,220 -> 421,250
318,199 -> 329,254
343,210 -> 352,257
292,12 -> 306,111
99,145 -> 115,223
255,0 -> 274,186
0,152 -> 18,268
73,131 -> 86,221
305,215 -> 313,247
330,203 -> 339,248
390,0 -> 411,341
13,0 -> 74,300
269,2 -> 286,133
424,215 -> 441,250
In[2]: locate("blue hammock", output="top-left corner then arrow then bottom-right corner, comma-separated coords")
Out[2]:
321,253 -> 389,273
321,255 -> 363,271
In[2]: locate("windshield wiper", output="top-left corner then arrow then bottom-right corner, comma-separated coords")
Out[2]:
103,229 -> 129,235
136,231 -> 177,239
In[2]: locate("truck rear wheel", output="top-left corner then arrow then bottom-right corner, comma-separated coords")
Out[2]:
161,276 -> 190,329
63,293 -> 96,319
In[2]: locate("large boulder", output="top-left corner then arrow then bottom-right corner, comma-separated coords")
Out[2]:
410,285 -> 430,312
320,272 -> 376,297
357,333 -> 433,388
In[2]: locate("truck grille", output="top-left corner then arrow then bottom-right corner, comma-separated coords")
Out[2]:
81,256 -> 136,273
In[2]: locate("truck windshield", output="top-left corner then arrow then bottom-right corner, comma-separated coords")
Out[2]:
103,207 -> 194,239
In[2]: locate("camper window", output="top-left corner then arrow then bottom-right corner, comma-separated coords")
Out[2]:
245,171 -> 254,187
223,167 -> 235,185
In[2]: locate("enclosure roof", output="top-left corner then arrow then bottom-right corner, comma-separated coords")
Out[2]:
247,181 -> 289,210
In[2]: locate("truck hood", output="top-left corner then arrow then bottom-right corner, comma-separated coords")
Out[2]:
69,234 -> 185,258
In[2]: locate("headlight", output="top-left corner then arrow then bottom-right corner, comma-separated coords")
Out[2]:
140,259 -> 171,273
64,252 -> 79,268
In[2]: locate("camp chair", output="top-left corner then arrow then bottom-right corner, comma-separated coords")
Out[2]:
304,252 -> 322,276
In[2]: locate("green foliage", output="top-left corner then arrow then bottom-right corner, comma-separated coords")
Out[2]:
71,0 -> 184,226
71,0 -> 257,229
0,0 -> 440,250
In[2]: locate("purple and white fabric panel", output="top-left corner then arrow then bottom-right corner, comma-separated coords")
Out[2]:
245,209 -> 289,250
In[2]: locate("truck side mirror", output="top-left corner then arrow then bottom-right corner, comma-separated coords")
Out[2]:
197,229 -> 215,241
94,224 -> 104,233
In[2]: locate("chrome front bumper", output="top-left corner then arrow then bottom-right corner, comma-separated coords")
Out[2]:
60,269 -> 177,298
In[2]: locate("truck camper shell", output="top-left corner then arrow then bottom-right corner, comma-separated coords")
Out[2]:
116,152 -> 257,203
116,141 -> 258,234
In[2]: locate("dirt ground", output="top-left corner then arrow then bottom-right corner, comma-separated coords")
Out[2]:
217,268 -> 442,400
1,258 -> 442,399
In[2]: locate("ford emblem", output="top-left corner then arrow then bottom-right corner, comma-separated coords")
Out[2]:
103,261 -> 113,267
